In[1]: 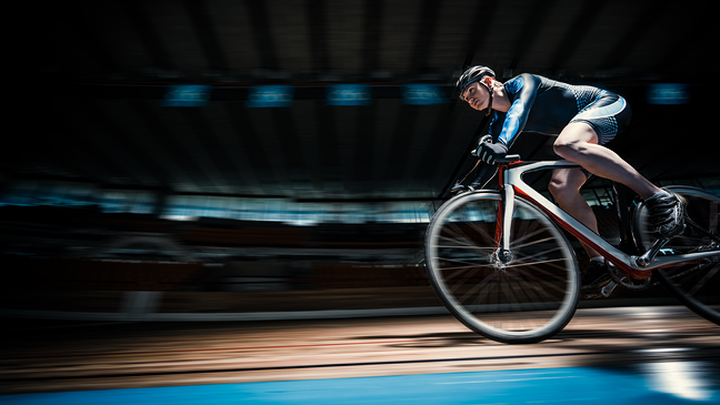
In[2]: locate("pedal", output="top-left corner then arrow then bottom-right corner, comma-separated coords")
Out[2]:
635,235 -> 672,267
600,280 -> 618,297
582,280 -> 617,300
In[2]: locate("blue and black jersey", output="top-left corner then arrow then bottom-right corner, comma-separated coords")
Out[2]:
488,74 -> 631,147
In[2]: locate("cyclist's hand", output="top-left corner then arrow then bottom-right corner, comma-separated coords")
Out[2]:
473,141 -> 508,165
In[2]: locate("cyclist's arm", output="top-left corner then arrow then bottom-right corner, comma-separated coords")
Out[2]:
495,73 -> 541,147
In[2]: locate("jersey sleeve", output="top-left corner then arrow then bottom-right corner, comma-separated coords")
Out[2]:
495,74 -> 540,146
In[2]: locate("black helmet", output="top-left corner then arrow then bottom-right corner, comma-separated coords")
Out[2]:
456,65 -> 496,99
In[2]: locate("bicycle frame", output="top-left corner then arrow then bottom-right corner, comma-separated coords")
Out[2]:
496,159 -> 719,275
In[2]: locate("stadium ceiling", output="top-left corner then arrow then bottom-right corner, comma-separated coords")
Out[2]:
11,0 -> 717,202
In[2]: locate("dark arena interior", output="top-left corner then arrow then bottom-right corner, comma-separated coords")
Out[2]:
3,1 -> 719,403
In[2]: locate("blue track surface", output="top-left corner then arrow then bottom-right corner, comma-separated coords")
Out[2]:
4,366 -> 718,404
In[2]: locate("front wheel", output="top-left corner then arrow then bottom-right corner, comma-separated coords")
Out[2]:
635,186 -> 720,325
425,191 -> 579,344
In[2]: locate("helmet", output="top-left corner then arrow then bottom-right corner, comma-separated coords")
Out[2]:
456,66 -> 496,99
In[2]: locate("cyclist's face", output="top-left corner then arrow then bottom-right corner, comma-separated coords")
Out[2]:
462,82 -> 490,111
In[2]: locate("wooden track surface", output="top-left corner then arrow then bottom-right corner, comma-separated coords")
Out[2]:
3,306 -> 719,395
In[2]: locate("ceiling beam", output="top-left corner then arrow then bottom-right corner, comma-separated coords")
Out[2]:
306,0 -> 330,72
507,0 -> 557,72
182,0 -> 229,72
462,0 -> 499,69
244,0 -> 280,71
123,0 -> 176,71
549,0 -> 608,74
362,0 -> 384,74
409,0 -> 442,75
67,2 -> 119,71
598,0 -> 672,71
653,4 -> 711,79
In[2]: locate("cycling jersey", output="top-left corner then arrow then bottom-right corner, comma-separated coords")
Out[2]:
488,74 -> 631,147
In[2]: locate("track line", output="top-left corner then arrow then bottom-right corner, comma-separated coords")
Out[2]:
5,347 -> 718,383
3,339 -> 421,360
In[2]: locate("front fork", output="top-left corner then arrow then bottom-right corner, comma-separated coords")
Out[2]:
493,185 -> 515,267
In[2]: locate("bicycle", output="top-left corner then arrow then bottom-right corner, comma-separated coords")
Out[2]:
424,151 -> 720,344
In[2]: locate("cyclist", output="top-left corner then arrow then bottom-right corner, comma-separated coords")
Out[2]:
455,65 -> 685,294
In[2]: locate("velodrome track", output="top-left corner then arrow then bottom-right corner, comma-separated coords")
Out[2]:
3,305 -> 719,404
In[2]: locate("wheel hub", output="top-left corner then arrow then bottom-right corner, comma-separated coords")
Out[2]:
491,248 -> 513,269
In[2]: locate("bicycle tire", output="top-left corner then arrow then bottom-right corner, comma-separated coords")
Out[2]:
425,191 -> 580,344
635,186 -> 720,325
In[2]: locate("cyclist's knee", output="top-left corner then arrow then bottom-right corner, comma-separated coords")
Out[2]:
554,123 -> 598,159
548,177 -> 568,201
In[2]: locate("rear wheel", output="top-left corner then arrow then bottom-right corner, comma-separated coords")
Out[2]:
425,191 -> 579,344
635,186 -> 720,324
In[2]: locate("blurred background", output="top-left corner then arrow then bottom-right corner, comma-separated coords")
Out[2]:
3,0 -> 718,320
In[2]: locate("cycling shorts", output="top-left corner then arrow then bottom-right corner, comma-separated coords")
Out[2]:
570,91 -> 631,145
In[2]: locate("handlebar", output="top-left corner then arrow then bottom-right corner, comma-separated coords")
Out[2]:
495,155 -> 522,165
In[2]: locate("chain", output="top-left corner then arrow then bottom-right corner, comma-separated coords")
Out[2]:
663,262 -> 710,281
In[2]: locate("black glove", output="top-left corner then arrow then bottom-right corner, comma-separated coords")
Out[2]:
473,141 -> 508,165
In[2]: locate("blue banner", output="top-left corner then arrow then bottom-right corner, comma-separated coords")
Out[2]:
647,83 -> 689,105
161,85 -> 212,107
247,85 -> 294,108
326,84 -> 372,106
402,84 -> 446,105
